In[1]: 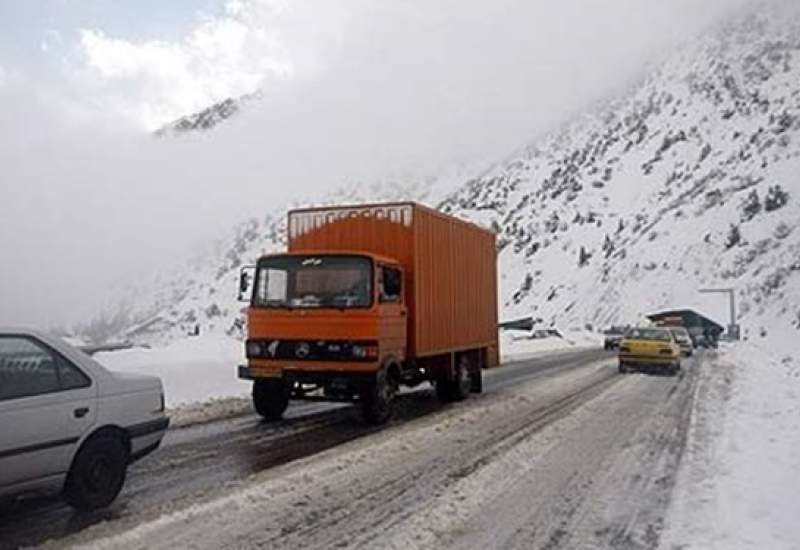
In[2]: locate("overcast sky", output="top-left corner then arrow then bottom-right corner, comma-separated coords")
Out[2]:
0,0 -> 756,329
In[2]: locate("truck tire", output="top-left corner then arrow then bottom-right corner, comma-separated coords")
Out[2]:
469,362 -> 483,394
63,433 -> 128,511
450,355 -> 471,401
618,362 -> 628,374
253,378 -> 290,420
435,377 -> 452,403
361,367 -> 397,425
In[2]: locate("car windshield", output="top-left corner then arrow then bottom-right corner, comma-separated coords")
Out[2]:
625,328 -> 672,342
254,255 -> 373,309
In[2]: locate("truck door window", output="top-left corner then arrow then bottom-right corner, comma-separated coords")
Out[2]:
380,266 -> 402,303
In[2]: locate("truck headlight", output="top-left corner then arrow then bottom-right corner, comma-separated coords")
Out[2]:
352,344 -> 379,359
246,341 -> 263,357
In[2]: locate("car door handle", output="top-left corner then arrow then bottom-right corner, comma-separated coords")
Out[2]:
74,407 -> 90,419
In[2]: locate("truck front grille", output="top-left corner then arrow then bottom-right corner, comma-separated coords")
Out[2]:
246,339 -> 378,362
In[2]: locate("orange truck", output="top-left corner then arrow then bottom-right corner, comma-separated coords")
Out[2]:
237,202 -> 499,424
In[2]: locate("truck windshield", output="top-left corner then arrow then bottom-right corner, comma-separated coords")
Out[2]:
254,255 -> 373,309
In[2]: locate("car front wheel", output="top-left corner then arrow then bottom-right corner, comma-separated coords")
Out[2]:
64,433 -> 128,511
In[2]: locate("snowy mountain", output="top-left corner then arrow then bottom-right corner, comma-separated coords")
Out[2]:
155,92 -> 258,136
87,3 -> 800,353
81,177 -> 458,345
440,3 -> 800,346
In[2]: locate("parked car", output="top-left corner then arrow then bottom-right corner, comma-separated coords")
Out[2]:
0,329 -> 169,510
618,327 -> 682,376
668,327 -> 694,357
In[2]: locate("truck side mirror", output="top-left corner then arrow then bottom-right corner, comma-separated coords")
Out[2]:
238,266 -> 256,302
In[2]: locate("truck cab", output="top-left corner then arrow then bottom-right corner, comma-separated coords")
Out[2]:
240,251 -> 411,423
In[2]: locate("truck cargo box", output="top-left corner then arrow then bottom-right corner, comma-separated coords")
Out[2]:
288,203 -> 499,366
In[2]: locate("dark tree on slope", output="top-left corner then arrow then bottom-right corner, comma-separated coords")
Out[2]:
764,185 -> 789,212
578,246 -> 593,267
740,190 -> 761,221
602,234 -> 615,258
725,224 -> 742,249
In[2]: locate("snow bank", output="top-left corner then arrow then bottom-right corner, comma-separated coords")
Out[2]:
661,342 -> 800,549
90,328 -> 598,408
94,334 -> 248,407
500,330 -> 602,361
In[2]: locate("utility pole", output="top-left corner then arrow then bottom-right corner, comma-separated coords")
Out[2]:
699,288 -> 740,340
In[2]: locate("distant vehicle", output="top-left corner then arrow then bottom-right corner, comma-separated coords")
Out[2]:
686,327 -> 718,349
0,329 -> 169,510
238,203 -> 499,425
603,326 -> 628,350
531,329 -> 563,340
618,327 -> 682,376
669,327 -> 694,357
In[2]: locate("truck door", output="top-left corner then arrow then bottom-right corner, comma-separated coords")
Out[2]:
378,265 -> 407,361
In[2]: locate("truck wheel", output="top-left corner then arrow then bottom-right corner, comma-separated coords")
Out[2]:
469,362 -> 483,394
63,433 -> 128,511
361,367 -> 397,425
618,362 -> 628,374
435,377 -> 452,403
253,379 -> 290,420
450,356 -> 471,401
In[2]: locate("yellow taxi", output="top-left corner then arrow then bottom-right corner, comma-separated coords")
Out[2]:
618,327 -> 682,376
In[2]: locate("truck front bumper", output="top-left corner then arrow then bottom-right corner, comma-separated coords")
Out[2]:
239,360 -> 380,381
239,364 -> 379,380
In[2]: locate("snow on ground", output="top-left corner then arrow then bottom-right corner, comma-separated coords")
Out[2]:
89,331 -> 593,409
500,330 -> 602,361
94,334 -> 248,407
661,341 -> 800,550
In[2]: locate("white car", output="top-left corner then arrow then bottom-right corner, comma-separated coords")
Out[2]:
668,327 -> 694,357
0,329 -> 169,510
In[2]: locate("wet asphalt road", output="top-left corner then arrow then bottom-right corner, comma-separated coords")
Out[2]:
0,348 -> 611,550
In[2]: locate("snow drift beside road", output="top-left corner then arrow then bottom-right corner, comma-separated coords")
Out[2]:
661,342 -> 800,549
91,331 -> 597,408
94,335 -> 248,407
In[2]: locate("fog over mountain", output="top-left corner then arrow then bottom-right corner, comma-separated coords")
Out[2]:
0,0 -> 758,328
73,1 -> 800,356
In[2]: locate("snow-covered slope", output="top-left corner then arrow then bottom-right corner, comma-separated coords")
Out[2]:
85,177 -> 461,346
440,4 -> 800,346
89,3 -> 800,356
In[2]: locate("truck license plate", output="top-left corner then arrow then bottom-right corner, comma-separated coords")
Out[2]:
251,365 -> 283,378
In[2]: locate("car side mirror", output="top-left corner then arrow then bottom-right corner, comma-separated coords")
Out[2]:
238,266 -> 256,302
